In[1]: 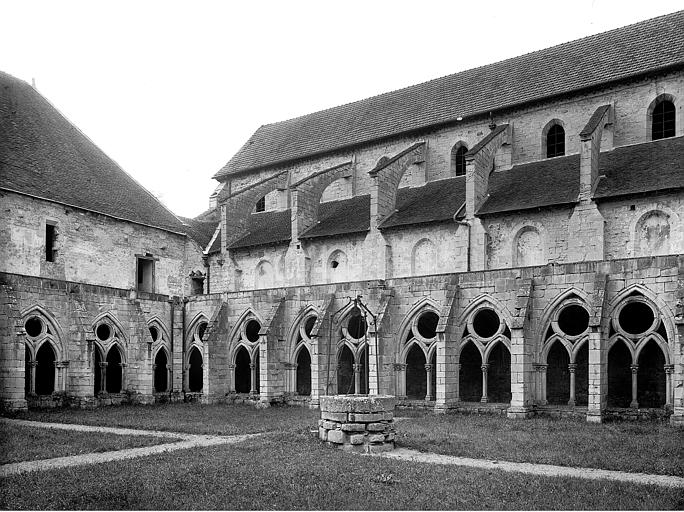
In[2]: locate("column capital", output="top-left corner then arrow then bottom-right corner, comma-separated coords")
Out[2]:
534,364 -> 548,372
29,361 -> 39,368
393,363 -> 407,371
630,364 -> 639,374
352,363 -> 363,372
99,362 -> 108,368
568,363 -> 577,373
228,364 -> 236,370
249,363 -> 256,370
481,364 -> 489,372
424,364 -> 434,372
664,364 -> 674,374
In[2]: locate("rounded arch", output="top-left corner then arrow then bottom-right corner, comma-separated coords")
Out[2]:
542,118 -> 566,158
411,238 -> 436,276
327,249 -> 348,283
255,259 -> 275,289
647,93 -> 677,140
320,177 -> 352,203
512,225 -> 544,267
450,142 -> 469,176
633,210 -> 672,257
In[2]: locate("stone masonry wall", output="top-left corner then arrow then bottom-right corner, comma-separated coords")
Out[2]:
0,191 -> 203,296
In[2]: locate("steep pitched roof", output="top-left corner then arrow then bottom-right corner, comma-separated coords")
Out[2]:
0,71 -> 186,234
228,209 -> 291,249
380,177 -> 466,230
477,136 -> 684,215
178,216 -> 219,250
216,11 -> 684,177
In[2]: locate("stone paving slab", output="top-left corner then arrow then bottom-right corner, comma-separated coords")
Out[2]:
376,448 -> 684,488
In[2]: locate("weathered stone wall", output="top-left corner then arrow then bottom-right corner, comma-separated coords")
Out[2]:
0,192 -> 203,296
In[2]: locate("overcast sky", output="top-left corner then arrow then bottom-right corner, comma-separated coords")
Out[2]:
1,1 -> 682,218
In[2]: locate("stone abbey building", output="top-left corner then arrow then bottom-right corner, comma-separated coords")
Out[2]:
1,12 -> 683,425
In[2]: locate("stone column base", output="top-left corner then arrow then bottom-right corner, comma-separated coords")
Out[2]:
434,399 -> 460,414
586,410 -> 604,423
506,406 -> 534,419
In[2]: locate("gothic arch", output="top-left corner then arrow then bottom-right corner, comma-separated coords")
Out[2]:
458,294 -> 514,331
186,312 -> 210,344
395,297 -> 441,362
228,307 -> 265,347
91,312 -> 128,345
287,305 -> 320,359
21,304 -> 65,360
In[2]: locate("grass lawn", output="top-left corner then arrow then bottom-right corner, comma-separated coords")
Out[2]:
0,424 -> 175,465
1,429 -> 681,510
6,403 -> 320,436
395,412 -> 684,477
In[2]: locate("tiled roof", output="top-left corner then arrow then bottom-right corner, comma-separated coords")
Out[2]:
477,136 -> 684,215
0,71 -> 186,234
216,11 -> 684,177
228,209 -> 291,249
477,156 -> 580,215
380,177 -> 466,230
300,195 -> 370,240
179,216 -> 219,250
594,136 -> 684,200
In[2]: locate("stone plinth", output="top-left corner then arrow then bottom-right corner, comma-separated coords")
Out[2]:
318,395 -> 397,453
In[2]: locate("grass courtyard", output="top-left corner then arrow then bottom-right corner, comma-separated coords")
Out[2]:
1,403 -> 682,510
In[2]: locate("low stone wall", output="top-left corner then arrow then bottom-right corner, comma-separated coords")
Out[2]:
318,395 -> 397,453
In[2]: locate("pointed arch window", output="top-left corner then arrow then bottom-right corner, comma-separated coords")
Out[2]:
546,124 -> 565,158
652,100 -> 675,140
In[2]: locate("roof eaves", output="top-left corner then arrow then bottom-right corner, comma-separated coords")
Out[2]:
476,200 -> 578,217
0,186 -> 187,236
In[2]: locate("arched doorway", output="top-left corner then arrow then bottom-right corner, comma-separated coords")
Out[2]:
607,340 -> 632,408
337,345 -> 355,394
459,341 -> 482,402
154,349 -> 168,392
296,347 -> 311,396
106,346 -> 123,394
188,347 -> 203,392
235,346 -> 251,393
35,343 -> 56,395
546,341 -> 570,405
637,340 -> 666,408
487,342 -> 511,403
405,344 -> 427,399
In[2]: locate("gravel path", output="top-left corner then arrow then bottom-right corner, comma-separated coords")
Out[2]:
378,448 -> 684,488
0,418 -> 256,477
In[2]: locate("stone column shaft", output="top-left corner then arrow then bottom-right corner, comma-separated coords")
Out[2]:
568,363 -> 577,406
630,364 -> 639,409
480,364 -> 489,403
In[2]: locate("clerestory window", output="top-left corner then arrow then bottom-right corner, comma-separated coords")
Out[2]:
652,100 -> 675,140
546,124 -> 565,158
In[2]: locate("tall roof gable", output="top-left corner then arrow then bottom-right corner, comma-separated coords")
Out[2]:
216,11 -> 684,178
0,71 -> 186,234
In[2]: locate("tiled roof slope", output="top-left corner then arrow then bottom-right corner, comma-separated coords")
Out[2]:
300,195 -> 370,240
0,71 -> 185,234
228,209 -> 291,249
178,216 -> 219,250
478,136 -> 684,215
594,136 -> 684,199
216,11 -> 684,177
478,155 -> 580,215
380,177 -> 466,230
